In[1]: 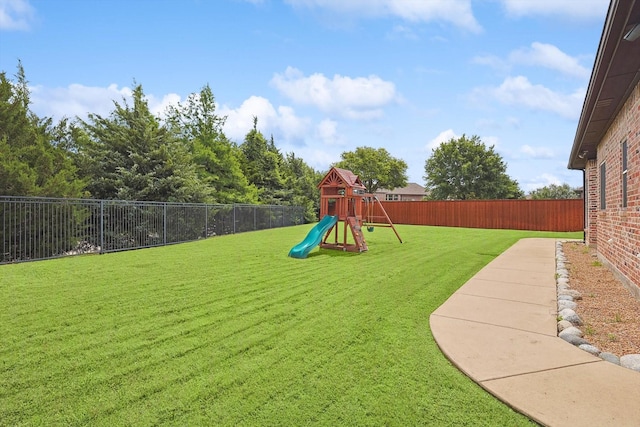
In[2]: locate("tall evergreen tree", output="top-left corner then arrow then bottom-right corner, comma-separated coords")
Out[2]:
239,118 -> 286,204
166,85 -> 257,203
281,152 -> 322,221
0,62 -> 83,197
78,84 -> 209,202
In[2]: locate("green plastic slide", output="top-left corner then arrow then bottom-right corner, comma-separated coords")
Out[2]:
288,215 -> 338,259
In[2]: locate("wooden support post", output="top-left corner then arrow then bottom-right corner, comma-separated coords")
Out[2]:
373,196 -> 403,243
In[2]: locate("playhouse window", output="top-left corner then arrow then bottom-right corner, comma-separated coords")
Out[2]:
622,140 -> 628,208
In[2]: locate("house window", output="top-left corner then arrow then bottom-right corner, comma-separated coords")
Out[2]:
622,140 -> 628,208
600,162 -> 606,210
385,194 -> 399,201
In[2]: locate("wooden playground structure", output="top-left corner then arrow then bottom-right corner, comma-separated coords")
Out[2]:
317,167 -> 402,253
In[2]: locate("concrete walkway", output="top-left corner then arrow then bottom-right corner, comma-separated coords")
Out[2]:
430,238 -> 640,427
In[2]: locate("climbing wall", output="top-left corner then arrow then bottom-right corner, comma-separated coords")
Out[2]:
347,217 -> 368,252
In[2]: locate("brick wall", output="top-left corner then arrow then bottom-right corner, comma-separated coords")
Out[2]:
585,159 -> 598,246
594,81 -> 640,290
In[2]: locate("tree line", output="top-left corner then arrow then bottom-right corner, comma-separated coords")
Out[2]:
0,63 -> 324,221
1,62 -> 579,223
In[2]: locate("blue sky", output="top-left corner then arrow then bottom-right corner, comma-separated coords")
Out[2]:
0,0 -> 609,191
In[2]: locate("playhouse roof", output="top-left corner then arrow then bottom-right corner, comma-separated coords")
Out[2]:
318,167 -> 366,189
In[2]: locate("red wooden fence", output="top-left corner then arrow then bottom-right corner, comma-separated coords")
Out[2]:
371,199 -> 584,232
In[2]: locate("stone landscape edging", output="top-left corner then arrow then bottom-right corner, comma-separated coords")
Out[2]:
556,240 -> 640,372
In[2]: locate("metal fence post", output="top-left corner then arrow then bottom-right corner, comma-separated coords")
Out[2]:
163,203 -> 167,246
233,204 -> 236,234
100,200 -> 104,254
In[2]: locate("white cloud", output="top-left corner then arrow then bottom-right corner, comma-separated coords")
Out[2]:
149,93 -> 183,118
387,24 -> 419,40
386,0 -> 481,32
219,95 -> 311,145
270,66 -> 397,120
475,117 -> 520,130
27,82 -> 316,149
283,146 -> 339,173
475,118 -> 500,129
507,116 -> 521,128
472,54 -> 509,73
30,83 -> 133,120
523,173 -> 561,192
308,149 -> 338,171
509,42 -> 590,80
521,144 -> 554,159
315,119 -> 345,146
0,0 -> 34,30
482,135 -> 500,148
473,76 -> 585,119
219,96 -> 278,140
277,105 -> 312,142
499,0 -> 608,20
474,43 -> 590,80
28,83 -> 182,121
426,129 -> 458,151
285,0 -> 482,32
430,35 -> 448,43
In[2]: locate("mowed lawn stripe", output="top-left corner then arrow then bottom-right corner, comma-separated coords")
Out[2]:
2,230 -> 366,422
0,224 -> 579,426
77,279 -> 368,423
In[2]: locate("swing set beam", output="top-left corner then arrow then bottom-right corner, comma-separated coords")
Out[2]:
363,195 -> 403,243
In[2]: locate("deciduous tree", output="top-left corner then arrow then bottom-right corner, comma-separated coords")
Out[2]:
333,146 -> 407,193
424,134 -> 523,200
528,183 -> 580,199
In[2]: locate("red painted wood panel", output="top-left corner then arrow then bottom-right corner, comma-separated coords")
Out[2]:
371,199 -> 584,232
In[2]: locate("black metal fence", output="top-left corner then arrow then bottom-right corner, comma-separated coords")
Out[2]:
0,197 -> 305,264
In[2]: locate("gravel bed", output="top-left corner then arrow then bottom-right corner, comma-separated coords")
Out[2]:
557,241 -> 640,371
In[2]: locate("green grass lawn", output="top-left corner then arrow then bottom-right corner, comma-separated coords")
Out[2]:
0,224 -> 580,426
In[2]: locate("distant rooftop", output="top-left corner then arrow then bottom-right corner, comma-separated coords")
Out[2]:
376,183 -> 426,195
